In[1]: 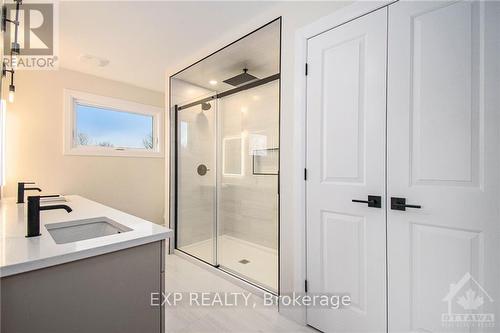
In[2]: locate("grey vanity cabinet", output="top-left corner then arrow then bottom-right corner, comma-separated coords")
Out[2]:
1,240 -> 165,333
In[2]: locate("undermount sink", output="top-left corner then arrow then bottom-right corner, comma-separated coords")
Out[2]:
45,217 -> 132,244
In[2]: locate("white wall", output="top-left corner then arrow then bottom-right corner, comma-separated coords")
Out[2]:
3,68 -> 165,225
165,0 -> 352,322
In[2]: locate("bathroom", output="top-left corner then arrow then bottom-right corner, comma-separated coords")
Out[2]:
1,1 -> 499,333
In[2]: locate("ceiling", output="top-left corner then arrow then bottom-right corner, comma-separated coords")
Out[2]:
59,1 -> 279,93
173,19 -> 280,93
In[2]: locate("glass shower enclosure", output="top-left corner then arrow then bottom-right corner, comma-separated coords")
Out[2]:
170,19 -> 280,293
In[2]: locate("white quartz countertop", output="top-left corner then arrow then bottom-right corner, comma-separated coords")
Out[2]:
0,195 -> 172,277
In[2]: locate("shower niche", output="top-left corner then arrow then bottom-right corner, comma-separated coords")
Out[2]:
170,19 -> 280,293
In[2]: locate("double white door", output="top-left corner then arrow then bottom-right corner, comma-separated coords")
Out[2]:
306,1 -> 500,332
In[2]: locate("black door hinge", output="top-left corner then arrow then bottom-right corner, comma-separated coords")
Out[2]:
305,280 -> 308,293
304,168 -> 307,181
305,63 -> 308,76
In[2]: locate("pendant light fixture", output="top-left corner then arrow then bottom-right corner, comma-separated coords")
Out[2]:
1,0 -> 23,103
2,64 -> 15,103
1,0 -> 22,50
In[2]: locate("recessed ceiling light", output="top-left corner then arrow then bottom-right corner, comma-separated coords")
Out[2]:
209,80 -> 217,85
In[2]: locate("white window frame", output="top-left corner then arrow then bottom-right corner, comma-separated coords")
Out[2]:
63,89 -> 164,158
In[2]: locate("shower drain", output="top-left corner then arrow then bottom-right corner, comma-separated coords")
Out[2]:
238,259 -> 250,264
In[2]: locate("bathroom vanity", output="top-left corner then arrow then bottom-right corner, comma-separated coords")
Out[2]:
0,195 -> 172,333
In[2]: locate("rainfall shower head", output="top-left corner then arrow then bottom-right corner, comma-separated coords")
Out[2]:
223,68 -> 258,87
201,102 -> 211,110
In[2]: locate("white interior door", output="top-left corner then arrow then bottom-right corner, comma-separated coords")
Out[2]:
306,8 -> 387,332
387,1 -> 500,332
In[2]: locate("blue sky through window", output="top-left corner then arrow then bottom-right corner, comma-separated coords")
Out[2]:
75,104 -> 153,149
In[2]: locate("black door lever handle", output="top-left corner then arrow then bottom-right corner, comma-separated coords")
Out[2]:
391,197 -> 421,211
352,195 -> 381,208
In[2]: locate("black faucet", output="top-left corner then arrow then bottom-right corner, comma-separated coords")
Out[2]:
17,182 -> 42,204
26,195 -> 72,238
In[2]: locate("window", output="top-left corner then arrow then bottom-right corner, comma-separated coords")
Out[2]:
64,90 -> 163,157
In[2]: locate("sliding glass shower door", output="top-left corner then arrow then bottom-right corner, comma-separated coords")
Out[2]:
172,18 -> 281,293
217,80 -> 279,291
176,100 -> 217,265
175,80 -> 279,292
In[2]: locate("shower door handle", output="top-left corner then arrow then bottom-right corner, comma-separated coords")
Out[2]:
352,195 -> 382,208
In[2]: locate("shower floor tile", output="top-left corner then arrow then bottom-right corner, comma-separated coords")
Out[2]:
180,235 -> 278,292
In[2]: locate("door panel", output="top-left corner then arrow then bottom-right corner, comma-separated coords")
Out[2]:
410,1 -> 477,185
387,1 -> 500,332
306,8 -> 387,332
321,36 -> 365,183
216,80 -> 280,293
176,101 -> 217,265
